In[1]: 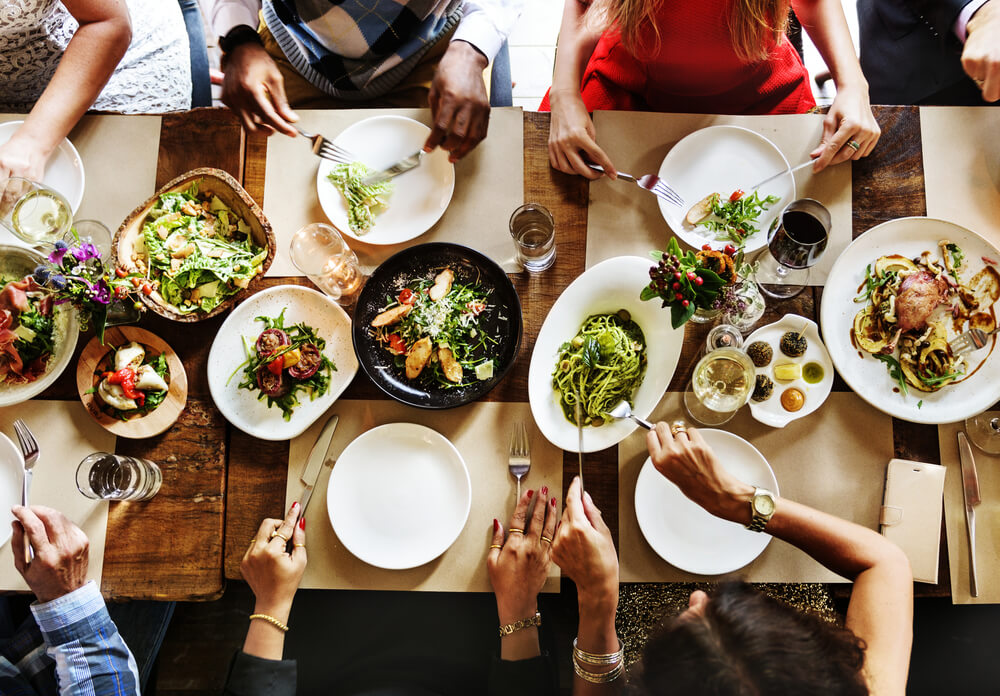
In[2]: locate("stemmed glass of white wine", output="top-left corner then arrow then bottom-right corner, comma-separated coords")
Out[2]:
683,347 -> 756,426
0,177 -> 73,246
965,410 -> 1000,454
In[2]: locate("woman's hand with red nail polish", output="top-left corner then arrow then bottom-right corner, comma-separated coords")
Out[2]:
241,502 -> 308,623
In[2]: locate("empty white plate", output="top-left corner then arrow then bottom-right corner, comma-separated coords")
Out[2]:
315,115 -> 455,245
0,432 -> 24,547
0,120 -> 85,213
634,429 -> 778,575
327,423 -> 471,569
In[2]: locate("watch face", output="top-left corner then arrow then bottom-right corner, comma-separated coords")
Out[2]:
753,494 -> 775,516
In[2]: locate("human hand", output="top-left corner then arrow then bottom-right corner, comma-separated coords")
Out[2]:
241,502 -> 307,622
221,43 -> 299,137
550,477 -> 618,610
425,41 -> 491,162
809,83 -> 880,171
11,506 -> 89,603
646,423 -> 754,524
547,89 -> 616,179
0,134 -> 48,183
963,0 -> 1000,102
488,486 -> 558,624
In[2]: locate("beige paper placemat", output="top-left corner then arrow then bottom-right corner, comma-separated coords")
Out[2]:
0,401 -> 114,591
284,400 -> 561,592
619,392 -> 891,583
264,108 -> 524,276
940,421 -> 1000,604
921,107 -> 1000,242
588,112 -> 852,284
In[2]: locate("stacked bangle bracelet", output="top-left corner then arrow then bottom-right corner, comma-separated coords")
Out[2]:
249,613 -> 289,632
572,637 -> 625,684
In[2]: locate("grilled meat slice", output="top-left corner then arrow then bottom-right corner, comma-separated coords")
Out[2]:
896,271 -> 949,332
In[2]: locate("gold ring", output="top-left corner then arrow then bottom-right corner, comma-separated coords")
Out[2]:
269,531 -> 289,542
540,535 -> 553,544
489,544 -> 503,550
670,420 -> 688,437
508,528 -> 525,535
293,543 -> 306,548
974,77 -> 985,86
847,140 -> 860,152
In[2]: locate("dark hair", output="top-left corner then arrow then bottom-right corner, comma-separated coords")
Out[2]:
630,582 -> 868,696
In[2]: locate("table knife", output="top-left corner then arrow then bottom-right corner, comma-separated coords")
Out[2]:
958,432 -> 981,597
298,414 -> 340,519
748,159 -> 814,192
360,150 -> 424,186
575,401 -> 585,493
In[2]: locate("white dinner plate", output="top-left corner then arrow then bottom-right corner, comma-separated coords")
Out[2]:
745,314 -> 834,428
528,256 -> 685,452
820,217 -> 1000,425
315,115 -> 455,245
0,120 -> 84,213
635,429 -> 778,575
657,125 -> 794,253
206,285 -> 359,441
0,432 -> 23,548
327,423 -> 471,569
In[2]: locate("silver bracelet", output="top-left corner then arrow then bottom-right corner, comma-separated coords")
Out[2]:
573,654 -> 625,684
573,636 -> 624,666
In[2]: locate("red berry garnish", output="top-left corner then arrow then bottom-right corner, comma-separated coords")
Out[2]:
682,299 -> 690,307
694,276 -> 704,286
686,271 -> 697,280
674,271 -> 682,280
672,282 -> 680,290
675,292 -> 684,301
701,244 -> 711,251
724,244 -> 736,255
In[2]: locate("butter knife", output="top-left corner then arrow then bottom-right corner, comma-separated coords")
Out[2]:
748,159 -> 814,192
298,415 -> 340,519
360,150 -> 424,186
575,400 -> 585,493
958,432 -> 980,597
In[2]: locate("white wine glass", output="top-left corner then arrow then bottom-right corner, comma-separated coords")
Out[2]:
683,347 -> 756,426
289,223 -> 366,305
965,410 -> 1000,454
0,177 -> 72,246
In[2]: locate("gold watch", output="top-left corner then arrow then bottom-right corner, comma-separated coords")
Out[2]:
747,487 -> 776,532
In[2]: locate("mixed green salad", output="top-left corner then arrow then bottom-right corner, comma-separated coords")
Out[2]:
138,181 -> 267,314
229,308 -> 336,421
0,274 -> 57,385
688,189 -> 780,248
327,162 -> 394,235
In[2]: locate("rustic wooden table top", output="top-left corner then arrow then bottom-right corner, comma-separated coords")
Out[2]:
39,105 -> 954,600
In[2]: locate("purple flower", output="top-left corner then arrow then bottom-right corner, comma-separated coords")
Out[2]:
90,280 -> 111,304
72,243 -> 101,262
47,246 -> 68,265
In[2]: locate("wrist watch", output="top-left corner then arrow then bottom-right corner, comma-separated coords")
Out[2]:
747,487 -> 776,532
219,24 -> 263,55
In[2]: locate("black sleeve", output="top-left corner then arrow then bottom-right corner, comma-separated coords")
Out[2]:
223,650 -> 298,696
914,0 -> 976,35
487,653 -> 559,696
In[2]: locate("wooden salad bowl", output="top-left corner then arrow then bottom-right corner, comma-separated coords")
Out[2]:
77,326 -> 188,439
112,167 -> 275,323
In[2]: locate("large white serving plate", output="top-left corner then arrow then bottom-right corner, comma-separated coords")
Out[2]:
635,429 -> 778,575
657,125 -> 794,253
0,121 -> 84,213
820,217 -> 1000,424
315,115 -> 455,245
528,256 -> 684,452
0,432 -> 23,548
206,285 -> 359,440
327,423 -> 471,569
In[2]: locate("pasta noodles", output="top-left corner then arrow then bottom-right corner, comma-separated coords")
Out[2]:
552,311 -> 647,426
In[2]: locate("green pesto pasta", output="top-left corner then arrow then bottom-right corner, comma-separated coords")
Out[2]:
552,311 -> 647,426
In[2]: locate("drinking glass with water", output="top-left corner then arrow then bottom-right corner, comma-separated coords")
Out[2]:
76,453 -> 162,501
509,203 -> 555,272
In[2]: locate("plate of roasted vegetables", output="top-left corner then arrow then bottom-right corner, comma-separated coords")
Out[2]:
352,243 -> 522,408
820,217 -> 1000,424
207,285 -> 359,440
315,115 -> 454,245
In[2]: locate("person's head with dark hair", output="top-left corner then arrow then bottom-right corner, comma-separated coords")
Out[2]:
631,582 -> 868,696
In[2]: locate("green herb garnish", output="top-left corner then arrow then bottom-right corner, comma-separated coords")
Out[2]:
697,191 -> 780,248
873,353 -> 908,396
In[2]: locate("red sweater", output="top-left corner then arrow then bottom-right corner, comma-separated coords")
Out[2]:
541,0 -> 815,114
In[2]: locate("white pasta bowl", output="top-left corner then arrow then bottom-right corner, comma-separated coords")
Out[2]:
528,256 -> 685,452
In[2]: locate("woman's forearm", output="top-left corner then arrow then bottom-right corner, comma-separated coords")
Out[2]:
551,0 -> 604,95
572,596 -> 621,696
792,0 -> 867,88
242,601 -> 290,660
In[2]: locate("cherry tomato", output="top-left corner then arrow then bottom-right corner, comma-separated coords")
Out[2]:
701,244 -> 712,251
115,267 -> 128,278
398,288 -> 416,305
388,334 -> 407,354
141,283 -> 153,296
266,356 -> 284,376
131,277 -> 142,287
729,190 -> 744,202
724,244 -> 737,256
466,300 -> 486,315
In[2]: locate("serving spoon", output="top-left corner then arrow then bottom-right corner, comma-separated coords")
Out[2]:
605,401 -> 653,430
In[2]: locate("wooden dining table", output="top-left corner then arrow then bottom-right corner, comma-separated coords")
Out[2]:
35,105 -> 950,601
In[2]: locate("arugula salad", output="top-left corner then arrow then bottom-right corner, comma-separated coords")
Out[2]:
327,162 -> 394,235
230,308 -> 336,421
137,181 -> 267,314
686,189 -> 780,248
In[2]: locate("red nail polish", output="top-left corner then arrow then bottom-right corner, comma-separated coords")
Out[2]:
551,497 -> 557,506
541,486 -> 548,497
298,517 -> 306,530
292,501 -> 299,510
527,489 -> 534,499
493,518 -> 500,531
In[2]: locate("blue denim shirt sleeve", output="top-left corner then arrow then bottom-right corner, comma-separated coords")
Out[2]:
30,581 -> 140,696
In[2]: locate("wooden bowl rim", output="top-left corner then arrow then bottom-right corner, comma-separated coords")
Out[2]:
76,326 -> 188,439
112,167 -> 275,323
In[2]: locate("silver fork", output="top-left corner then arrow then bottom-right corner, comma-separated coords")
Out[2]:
508,422 -> 530,500
295,126 -> 355,164
588,164 -> 685,207
949,327 -> 998,356
13,419 -> 39,562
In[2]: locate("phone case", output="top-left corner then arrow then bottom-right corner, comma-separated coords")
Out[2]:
880,459 -> 946,584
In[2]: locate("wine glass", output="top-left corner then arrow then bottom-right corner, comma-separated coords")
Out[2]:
289,223 -> 366,305
64,219 -> 113,263
965,411 -> 1000,454
0,177 -> 73,245
683,347 -> 756,426
754,198 -> 830,299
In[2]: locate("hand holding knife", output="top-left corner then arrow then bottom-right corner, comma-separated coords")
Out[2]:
288,414 -> 340,551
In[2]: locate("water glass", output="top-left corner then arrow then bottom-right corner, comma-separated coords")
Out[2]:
0,177 -> 73,245
965,411 -> 1000,454
65,219 -> 113,263
289,223 -> 366,305
683,347 -> 756,426
76,453 -> 162,501
510,203 -> 555,272
755,198 -> 831,299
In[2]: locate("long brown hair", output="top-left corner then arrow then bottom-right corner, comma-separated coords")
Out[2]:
586,0 -> 792,63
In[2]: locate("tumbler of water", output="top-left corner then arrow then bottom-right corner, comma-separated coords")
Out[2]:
76,453 -> 162,501
509,203 -> 555,272
289,223 -> 365,305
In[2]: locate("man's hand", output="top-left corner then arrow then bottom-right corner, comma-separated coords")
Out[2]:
964,0 -> 1000,102
221,42 -> 299,137
11,506 -> 89,603
425,41 -> 490,162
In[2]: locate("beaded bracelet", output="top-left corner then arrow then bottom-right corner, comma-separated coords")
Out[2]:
249,613 -> 289,632
499,611 -> 541,637
573,637 -> 624,666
